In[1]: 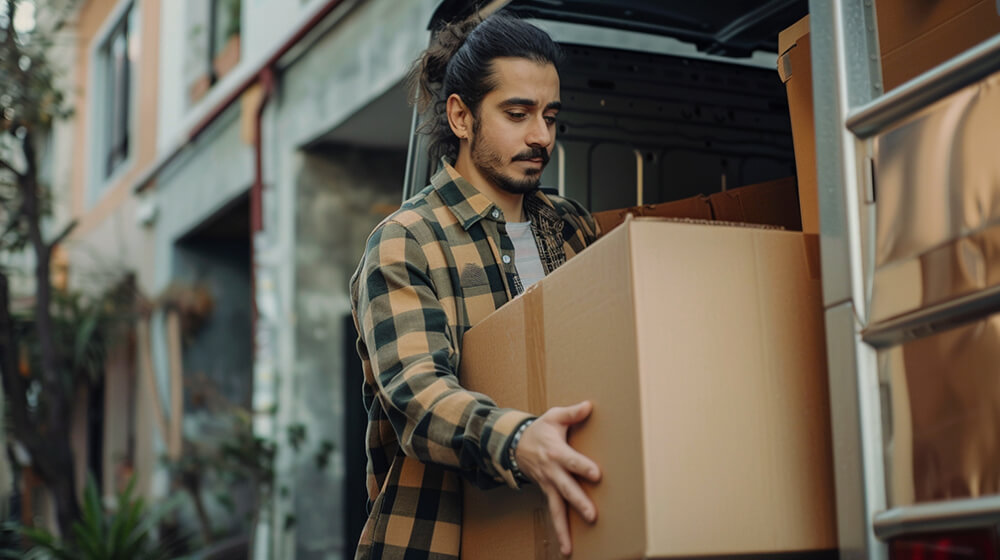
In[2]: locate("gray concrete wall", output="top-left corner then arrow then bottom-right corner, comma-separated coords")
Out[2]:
173,236 -> 253,409
153,104 -> 253,294
266,3 -> 438,554
144,100 -> 255,534
288,147 -> 404,559
280,0 -> 437,148
172,233 -> 255,540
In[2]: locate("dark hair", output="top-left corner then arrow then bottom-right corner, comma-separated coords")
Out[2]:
407,13 -> 563,163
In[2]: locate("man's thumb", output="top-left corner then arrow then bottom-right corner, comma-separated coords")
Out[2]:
554,400 -> 592,425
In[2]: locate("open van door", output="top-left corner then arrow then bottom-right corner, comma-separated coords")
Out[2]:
811,1 -> 1000,559
404,1 -> 808,202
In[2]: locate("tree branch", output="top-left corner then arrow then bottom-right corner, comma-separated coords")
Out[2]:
46,218 -> 77,251
0,270 -> 33,457
0,202 -> 25,242
0,159 -> 23,181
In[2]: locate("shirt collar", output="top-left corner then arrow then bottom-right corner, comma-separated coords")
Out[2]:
431,160 -> 498,231
430,158 -> 563,231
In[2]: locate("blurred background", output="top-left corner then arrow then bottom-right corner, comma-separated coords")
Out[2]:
0,0 -> 421,557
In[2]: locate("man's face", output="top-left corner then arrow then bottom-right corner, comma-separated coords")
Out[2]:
469,57 -> 561,195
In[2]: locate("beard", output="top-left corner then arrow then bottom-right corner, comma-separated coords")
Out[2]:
470,123 -> 550,195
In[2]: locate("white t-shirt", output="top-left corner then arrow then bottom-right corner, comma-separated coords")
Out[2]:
506,221 -> 546,290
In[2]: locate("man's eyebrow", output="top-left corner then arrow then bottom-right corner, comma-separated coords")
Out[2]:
499,98 -> 562,111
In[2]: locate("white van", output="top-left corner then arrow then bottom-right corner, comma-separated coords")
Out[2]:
403,2 -> 1000,559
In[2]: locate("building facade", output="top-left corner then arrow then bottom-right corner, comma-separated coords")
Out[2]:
61,0 -> 443,557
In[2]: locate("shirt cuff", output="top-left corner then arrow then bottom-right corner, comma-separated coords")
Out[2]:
485,409 -> 537,489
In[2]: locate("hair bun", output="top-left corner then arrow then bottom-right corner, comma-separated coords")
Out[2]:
408,15 -> 482,112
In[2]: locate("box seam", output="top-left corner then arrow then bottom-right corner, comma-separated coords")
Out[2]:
751,232 -> 780,549
627,221 -> 652,559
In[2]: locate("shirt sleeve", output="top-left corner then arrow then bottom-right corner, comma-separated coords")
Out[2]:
352,219 -> 534,489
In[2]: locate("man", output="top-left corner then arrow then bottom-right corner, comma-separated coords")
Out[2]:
351,13 -> 601,559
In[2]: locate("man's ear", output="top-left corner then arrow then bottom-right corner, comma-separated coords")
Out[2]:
446,93 -> 473,140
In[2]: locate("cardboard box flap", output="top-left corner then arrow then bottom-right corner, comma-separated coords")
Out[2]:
778,15 -> 810,83
778,16 -> 820,234
593,195 -> 712,236
779,14 -> 810,55
708,176 -> 802,231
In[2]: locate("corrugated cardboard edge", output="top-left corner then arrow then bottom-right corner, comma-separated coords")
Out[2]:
622,219 -> 655,558
631,216 -> 786,231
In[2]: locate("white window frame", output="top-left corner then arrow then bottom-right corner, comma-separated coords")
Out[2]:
84,0 -> 140,207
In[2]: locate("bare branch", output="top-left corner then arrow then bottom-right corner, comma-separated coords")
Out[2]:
0,201 -> 24,241
0,158 -> 22,181
46,218 -> 77,250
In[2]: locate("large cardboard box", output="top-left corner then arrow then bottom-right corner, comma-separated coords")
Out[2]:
876,0 -> 1000,91
778,16 -> 819,235
460,219 -> 837,559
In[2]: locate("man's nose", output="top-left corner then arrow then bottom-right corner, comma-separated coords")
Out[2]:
525,115 -> 553,147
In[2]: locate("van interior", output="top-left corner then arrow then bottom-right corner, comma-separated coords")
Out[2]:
418,0 -> 811,217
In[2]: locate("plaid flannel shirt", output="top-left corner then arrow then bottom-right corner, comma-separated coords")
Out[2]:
350,162 -> 599,559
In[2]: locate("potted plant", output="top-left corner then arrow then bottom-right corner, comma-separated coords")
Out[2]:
212,0 -> 242,79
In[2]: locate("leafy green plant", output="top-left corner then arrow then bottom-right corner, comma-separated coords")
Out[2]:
0,520 -> 24,558
1,0 -> 92,534
21,476 -> 183,560
164,403 -> 335,556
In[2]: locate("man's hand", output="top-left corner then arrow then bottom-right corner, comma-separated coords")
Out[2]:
515,401 -> 601,557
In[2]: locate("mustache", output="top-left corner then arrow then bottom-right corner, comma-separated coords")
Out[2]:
511,148 -> 550,165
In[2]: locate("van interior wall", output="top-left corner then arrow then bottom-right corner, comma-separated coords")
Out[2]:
292,145 -> 405,558
542,43 -> 796,212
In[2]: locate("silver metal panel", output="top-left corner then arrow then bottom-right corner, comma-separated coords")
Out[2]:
869,71 -> 1000,324
531,19 -> 779,69
876,310 -> 1000,510
403,104 -> 428,201
847,34 -> 1000,138
809,0 -> 880,313
865,284 -> 1000,349
825,302 -> 889,560
811,2 -> 887,552
874,495 -> 1000,540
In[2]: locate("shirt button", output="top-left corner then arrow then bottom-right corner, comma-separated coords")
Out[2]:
502,255 -> 511,264
491,209 -> 500,219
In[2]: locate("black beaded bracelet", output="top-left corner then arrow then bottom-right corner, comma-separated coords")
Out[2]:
507,419 -> 535,482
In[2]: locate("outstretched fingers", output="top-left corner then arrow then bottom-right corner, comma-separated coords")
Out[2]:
544,483 -> 573,557
557,447 -> 601,484
551,467 -> 597,523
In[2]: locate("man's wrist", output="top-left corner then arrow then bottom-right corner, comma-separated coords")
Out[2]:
507,418 -> 535,483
